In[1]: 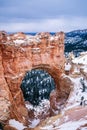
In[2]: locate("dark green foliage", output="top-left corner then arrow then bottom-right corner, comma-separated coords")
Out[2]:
21,69 -> 55,106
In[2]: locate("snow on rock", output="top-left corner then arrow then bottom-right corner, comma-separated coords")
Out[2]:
49,36 -> 54,41
65,77 -> 87,110
80,51 -> 87,55
41,119 -> 87,130
80,66 -> 87,73
72,53 -> 87,65
26,35 -> 41,43
57,119 -> 87,130
39,106 -> 87,130
65,63 -> 71,71
26,99 -> 50,118
33,99 -> 50,117
40,125 -> 54,130
26,99 -> 50,128
9,119 -> 26,130
29,119 -> 40,128
13,39 -> 25,44
83,67 -> 87,73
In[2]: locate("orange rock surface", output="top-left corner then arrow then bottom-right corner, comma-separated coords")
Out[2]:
0,31 -> 66,126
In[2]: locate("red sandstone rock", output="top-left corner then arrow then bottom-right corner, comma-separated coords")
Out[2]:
4,125 -> 17,130
0,31 -> 65,126
50,75 -> 72,116
11,32 -> 26,40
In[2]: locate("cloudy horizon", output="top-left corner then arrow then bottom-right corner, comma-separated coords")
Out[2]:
0,0 -> 87,32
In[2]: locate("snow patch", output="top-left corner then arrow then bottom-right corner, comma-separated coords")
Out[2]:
26,99 -> 50,128
9,119 -> 26,130
41,125 -> 54,130
26,99 -> 50,118
41,119 -> 87,130
72,54 -> 87,65
58,119 -> 87,130
65,63 -> 71,71
13,39 -> 25,44
29,119 -> 40,128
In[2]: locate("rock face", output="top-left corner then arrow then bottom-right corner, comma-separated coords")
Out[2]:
0,47 -> 11,122
0,31 -> 67,126
50,75 -> 72,116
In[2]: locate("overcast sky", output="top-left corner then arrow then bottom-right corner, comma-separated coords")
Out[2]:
0,0 -> 87,32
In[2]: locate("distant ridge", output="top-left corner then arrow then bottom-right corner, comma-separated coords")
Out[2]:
65,29 -> 87,56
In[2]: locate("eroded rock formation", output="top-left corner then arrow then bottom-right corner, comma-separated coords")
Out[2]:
0,31 -> 70,127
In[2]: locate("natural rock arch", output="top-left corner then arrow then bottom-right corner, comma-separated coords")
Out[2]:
0,31 -> 71,125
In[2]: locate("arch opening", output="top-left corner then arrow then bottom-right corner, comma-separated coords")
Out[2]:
20,69 -> 56,106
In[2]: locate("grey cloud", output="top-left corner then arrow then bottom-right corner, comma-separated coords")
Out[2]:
0,0 -> 87,22
0,0 -> 87,32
